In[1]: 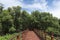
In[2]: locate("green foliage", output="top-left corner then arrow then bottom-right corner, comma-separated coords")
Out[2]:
9,27 -> 16,33
0,34 -> 12,40
0,5 -> 60,36
0,33 -> 18,40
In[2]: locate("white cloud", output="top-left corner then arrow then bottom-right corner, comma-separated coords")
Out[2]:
0,0 -> 60,18
0,0 -> 48,11
22,0 -> 48,11
47,0 -> 60,18
22,3 -> 46,10
0,0 -> 22,9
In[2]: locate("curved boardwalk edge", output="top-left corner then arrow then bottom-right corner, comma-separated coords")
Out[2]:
9,32 -> 22,40
33,29 -> 45,40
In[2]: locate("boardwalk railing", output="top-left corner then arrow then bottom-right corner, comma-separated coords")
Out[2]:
33,29 -> 60,40
9,32 -> 22,40
8,29 -> 60,40
34,29 -> 45,40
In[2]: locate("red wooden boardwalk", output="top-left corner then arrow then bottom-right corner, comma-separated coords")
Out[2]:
22,30 -> 40,40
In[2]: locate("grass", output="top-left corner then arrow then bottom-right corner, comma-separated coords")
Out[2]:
46,35 -> 60,40
0,34 -> 13,40
0,32 -> 22,40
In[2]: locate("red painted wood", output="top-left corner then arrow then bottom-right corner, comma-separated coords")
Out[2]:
22,30 -> 40,40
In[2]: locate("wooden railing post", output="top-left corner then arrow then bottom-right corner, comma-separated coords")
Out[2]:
51,33 -> 54,40
44,32 -> 46,40
17,35 -> 20,40
56,36 -> 58,40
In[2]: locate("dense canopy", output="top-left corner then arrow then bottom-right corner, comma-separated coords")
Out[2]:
0,5 -> 60,36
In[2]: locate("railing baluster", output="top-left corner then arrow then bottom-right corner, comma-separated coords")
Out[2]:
51,33 -> 54,40
9,32 -> 21,40
17,35 -> 20,40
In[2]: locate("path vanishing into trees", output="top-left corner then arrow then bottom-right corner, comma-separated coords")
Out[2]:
22,30 -> 40,40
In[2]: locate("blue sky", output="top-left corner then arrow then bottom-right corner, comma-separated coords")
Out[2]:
0,0 -> 60,18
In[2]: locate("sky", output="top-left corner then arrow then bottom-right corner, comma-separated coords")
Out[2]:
0,0 -> 60,18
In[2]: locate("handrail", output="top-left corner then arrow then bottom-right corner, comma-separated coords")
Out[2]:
9,32 -> 21,40
33,29 -> 60,40
33,29 -> 45,40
